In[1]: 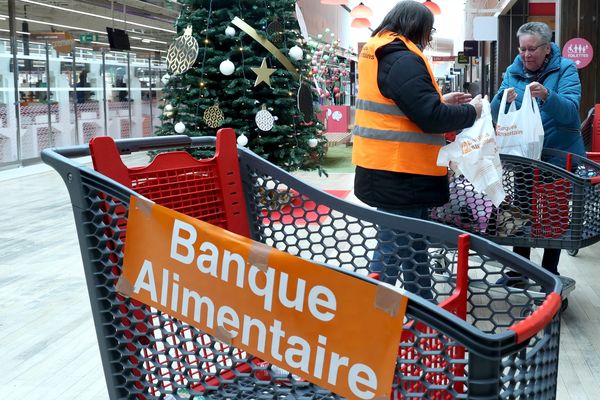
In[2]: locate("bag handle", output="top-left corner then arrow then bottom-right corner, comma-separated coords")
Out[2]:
498,87 -> 519,116
521,83 -> 534,112
498,87 -> 511,116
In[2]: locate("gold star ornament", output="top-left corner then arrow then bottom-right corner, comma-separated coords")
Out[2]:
251,58 -> 276,88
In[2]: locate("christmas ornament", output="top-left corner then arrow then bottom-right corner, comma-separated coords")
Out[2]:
256,105 -> 274,131
266,17 -> 283,45
166,25 -> 200,75
203,102 -> 225,128
225,26 -> 236,37
297,81 -> 314,123
161,73 -> 170,85
219,59 -> 235,76
174,121 -> 186,134
164,103 -> 175,119
231,17 -> 299,78
237,133 -> 249,147
251,58 -> 276,88
308,138 -> 318,148
289,45 -> 304,61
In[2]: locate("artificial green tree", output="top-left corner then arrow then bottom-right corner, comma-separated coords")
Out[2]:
156,0 -> 326,172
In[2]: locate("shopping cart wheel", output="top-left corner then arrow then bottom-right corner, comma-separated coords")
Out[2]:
567,249 -> 579,257
430,248 -> 451,274
561,298 -> 569,312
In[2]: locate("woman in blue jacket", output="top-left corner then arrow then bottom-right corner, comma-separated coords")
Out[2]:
491,22 -> 585,282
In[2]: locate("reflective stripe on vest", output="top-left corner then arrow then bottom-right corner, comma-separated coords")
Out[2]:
353,126 -> 446,145
355,98 -> 406,117
352,32 -> 446,176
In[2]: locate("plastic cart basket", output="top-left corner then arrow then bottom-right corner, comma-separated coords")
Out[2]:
431,148 -> 600,252
42,129 -> 563,400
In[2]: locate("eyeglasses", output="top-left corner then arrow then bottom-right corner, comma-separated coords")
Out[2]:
426,27 -> 436,45
517,43 -> 548,54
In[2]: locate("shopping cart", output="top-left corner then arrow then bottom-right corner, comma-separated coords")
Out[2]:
42,129 -> 563,399
431,148 -> 600,252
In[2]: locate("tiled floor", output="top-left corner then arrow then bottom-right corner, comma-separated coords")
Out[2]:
1,158 -> 599,399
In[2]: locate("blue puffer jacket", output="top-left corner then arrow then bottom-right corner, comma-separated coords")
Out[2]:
491,43 -> 585,158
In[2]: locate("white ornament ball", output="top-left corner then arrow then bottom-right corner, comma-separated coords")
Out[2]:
161,73 -> 170,85
289,45 -> 304,61
164,104 -> 174,112
308,138 -> 318,148
237,134 -> 249,147
219,59 -> 235,76
174,122 -> 186,134
225,26 -> 236,37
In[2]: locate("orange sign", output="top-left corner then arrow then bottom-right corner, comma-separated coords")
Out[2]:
30,31 -> 74,53
119,196 -> 407,399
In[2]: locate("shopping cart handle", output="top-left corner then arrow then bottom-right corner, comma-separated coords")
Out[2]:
110,135 -> 195,154
509,292 -> 561,344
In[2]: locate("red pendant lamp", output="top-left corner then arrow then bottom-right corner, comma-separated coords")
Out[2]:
321,0 -> 348,5
350,2 -> 373,18
351,17 -> 371,29
423,0 -> 441,15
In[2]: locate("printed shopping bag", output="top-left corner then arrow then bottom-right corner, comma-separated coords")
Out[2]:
434,97 -> 505,234
437,97 -> 505,207
495,83 -> 545,160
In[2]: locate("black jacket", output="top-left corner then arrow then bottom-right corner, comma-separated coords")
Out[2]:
354,39 -> 476,210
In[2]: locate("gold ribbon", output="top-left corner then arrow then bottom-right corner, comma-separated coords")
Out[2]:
231,17 -> 299,79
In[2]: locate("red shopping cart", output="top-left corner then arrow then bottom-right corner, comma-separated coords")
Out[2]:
42,129 -> 562,399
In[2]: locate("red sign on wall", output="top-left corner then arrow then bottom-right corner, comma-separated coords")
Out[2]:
562,38 -> 594,69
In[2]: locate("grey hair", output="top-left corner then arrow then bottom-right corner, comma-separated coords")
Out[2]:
517,22 -> 552,43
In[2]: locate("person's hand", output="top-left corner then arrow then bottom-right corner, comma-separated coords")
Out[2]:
470,94 -> 483,119
529,81 -> 549,101
504,87 -> 517,103
443,91 -> 473,105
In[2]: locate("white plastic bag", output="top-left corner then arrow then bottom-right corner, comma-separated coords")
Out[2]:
495,83 -> 544,160
437,97 -> 505,207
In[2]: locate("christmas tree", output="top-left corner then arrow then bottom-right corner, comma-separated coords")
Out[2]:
156,0 -> 326,172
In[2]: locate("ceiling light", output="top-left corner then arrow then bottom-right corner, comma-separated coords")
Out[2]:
321,0 -> 348,4
350,2 -> 373,18
16,17 -> 106,34
17,0 -> 176,33
423,1 -> 442,15
351,18 -> 371,28
0,28 -> 30,35
130,45 -> 166,53
131,36 -> 167,45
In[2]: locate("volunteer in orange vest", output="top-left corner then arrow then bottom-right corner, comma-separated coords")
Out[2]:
352,0 -> 482,299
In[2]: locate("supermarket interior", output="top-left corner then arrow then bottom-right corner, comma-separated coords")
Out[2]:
1,0 -> 600,399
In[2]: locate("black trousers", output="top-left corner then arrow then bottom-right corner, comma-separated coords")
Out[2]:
513,246 -> 561,275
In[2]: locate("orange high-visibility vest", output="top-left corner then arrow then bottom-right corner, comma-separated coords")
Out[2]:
352,32 -> 447,176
